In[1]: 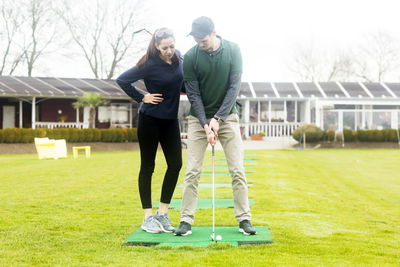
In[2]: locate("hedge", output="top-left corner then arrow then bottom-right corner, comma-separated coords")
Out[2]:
0,128 -> 138,143
292,124 -> 324,143
291,125 -> 400,143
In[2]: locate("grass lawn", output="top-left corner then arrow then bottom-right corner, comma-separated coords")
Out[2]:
0,149 -> 399,266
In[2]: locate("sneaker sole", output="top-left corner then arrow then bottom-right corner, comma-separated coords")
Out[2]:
174,230 -> 192,236
141,226 -> 162,234
239,228 -> 257,235
154,219 -> 174,233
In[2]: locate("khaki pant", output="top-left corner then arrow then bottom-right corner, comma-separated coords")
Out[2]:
180,113 -> 251,225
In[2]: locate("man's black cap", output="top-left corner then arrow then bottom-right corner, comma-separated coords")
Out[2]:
188,16 -> 214,38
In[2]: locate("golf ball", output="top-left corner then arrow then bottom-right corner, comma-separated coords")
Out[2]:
216,235 -> 222,241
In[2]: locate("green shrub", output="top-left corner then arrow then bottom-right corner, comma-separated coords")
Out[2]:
46,129 -> 55,140
343,129 -> 357,142
322,130 -> 335,142
292,124 -> 324,143
336,131 -> 343,142
92,129 -> 101,142
82,129 -> 93,142
20,128 -> 34,143
100,129 -> 113,142
113,129 -> 124,142
383,129 -> 398,142
68,128 -> 79,142
13,128 -> 23,143
0,127 -> 138,143
127,128 -> 138,142
58,128 -> 70,142
34,128 -> 46,138
2,128 -> 16,143
357,130 -> 368,142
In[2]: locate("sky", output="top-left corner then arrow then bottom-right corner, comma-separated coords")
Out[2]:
33,0 -> 400,82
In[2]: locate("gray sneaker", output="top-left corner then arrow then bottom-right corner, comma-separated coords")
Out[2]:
141,215 -> 162,233
239,220 -> 257,235
153,211 -> 175,233
174,221 -> 192,236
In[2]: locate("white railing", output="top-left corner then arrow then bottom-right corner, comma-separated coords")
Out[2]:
245,122 -> 303,137
34,122 -> 89,129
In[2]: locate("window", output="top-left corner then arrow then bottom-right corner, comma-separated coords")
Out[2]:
373,105 -> 399,110
111,103 -> 129,124
297,102 -> 302,122
250,101 -> 258,122
343,112 -> 355,130
98,106 -> 110,123
260,102 -> 269,122
323,111 -> 338,130
372,112 -> 391,129
271,101 -> 284,122
286,101 -> 295,122
334,104 -> 356,109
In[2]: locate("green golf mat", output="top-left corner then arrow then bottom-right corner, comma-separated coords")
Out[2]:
216,159 -> 257,162
178,183 -> 253,188
124,226 -> 272,247
204,165 -> 255,169
153,198 -> 253,209
201,172 -> 254,176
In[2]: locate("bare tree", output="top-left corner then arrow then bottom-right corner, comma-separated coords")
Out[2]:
21,0 -> 58,77
289,43 -> 355,82
289,44 -> 318,81
0,1 -> 24,75
57,0 -> 150,79
325,52 -> 356,82
354,31 -> 400,82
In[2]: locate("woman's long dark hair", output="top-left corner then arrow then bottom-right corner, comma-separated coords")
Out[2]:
136,28 -> 180,69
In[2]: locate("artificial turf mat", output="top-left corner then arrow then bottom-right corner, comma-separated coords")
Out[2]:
153,198 -> 254,209
178,183 -> 253,188
201,172 -> 254,176
216,159 -> 258,162
204,165 -> 255,169
124,226 -> 272,247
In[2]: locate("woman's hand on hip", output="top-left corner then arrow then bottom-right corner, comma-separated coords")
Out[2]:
143,93 -> 164,104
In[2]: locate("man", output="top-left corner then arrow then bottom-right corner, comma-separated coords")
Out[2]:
175,16 -> 256,236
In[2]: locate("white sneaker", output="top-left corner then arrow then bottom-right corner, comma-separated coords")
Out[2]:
154,211 -> 175,233
141,215 -> 162,233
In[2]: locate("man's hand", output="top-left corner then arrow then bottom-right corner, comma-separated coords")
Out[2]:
204,124 -> 217,145
143,93 -> 163,104
209,118 -> 220,137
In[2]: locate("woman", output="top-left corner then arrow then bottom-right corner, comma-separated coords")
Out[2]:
116,28 -> 183,233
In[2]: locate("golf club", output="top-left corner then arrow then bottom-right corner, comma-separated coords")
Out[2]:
211,144 -> 215,241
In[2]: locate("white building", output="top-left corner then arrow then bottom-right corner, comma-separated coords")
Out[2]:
1,76 -> 399,137
230,81 -> 400,137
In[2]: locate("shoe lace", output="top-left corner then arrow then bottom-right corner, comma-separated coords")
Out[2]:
157,213 -> 171,225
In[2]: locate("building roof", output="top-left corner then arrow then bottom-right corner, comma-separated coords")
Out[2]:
0,76 -> 147,99
1,76 -> 400,100
239,81 -> 400,100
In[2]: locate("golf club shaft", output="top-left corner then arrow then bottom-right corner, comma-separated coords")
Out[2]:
212,145 -> 215,240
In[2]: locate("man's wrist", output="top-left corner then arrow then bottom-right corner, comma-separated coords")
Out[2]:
213,115 -> 223,123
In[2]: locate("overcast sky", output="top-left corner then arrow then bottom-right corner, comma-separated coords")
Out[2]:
36,0 -> 400,82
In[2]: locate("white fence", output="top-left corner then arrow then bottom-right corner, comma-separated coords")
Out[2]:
245,122 -> 302,137
179,120 -> 302,137
34,122 -> 89,129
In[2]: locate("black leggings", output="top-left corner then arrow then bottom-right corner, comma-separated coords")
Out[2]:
137,112 -> 182,209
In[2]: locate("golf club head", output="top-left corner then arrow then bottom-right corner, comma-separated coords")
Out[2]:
210,233 -> 215,241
